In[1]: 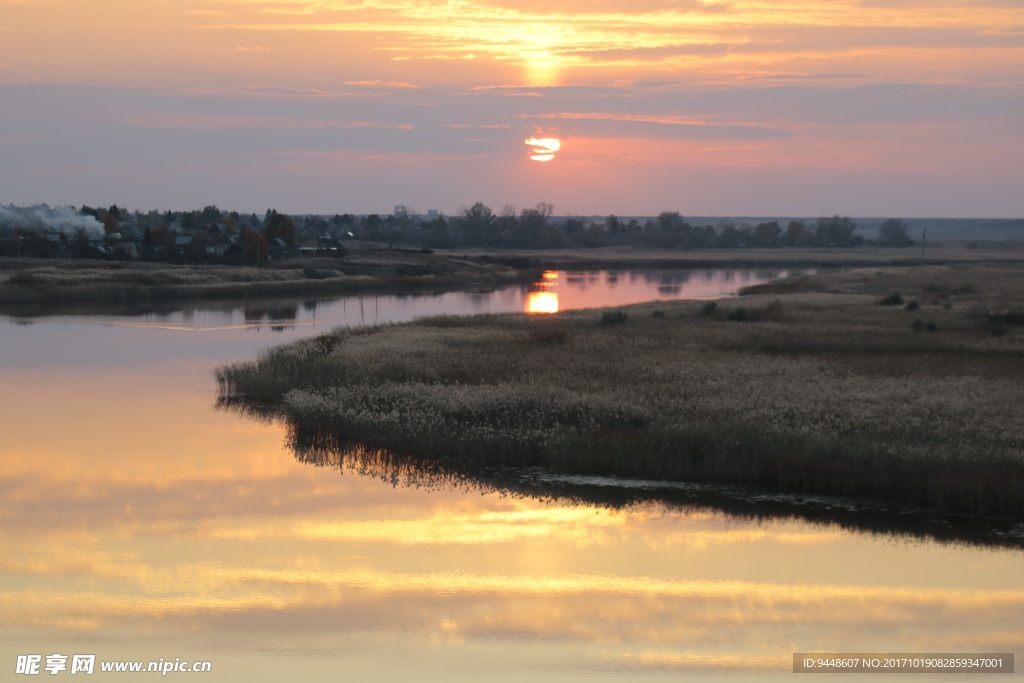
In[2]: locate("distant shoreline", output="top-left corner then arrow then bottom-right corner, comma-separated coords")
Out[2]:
4,244 -> 1024,305
0,249 -> 539,305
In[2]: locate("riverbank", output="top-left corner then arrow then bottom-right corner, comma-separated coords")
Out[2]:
454,243 -> 1024,270
217,262 -> 1024,520
0,248 -> 537,304
5,243 -> 1024,305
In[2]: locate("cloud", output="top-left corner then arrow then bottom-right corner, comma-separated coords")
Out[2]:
345,79 -> 419,88
127,113 -> 414,130
521,111 -> 790,139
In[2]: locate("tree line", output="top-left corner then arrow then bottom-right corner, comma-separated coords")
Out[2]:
0,202 -> 917,261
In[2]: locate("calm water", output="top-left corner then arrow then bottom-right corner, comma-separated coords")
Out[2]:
1,269 -> 1021,682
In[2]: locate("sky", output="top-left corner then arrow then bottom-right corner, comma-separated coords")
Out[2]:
1,0 -> 1023,218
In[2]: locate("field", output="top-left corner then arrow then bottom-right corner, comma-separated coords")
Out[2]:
453,242 -> 1024,269
0,247 -> 535,304
217,260 -> 1024,520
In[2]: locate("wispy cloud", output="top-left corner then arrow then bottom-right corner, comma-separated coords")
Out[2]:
526,111 -> 786,130
186,0 -> 1024,78
346,79 -> 419,88
128,113 -> 415,130
184,9 -> 233,16
276,149 -> 491,162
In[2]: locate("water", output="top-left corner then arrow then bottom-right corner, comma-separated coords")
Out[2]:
1,269 -> 1021,682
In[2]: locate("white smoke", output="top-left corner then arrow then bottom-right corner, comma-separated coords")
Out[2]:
0,204 -> 105,237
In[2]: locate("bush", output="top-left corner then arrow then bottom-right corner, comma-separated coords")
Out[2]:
880,292 -> 903,306
599,310 -> 629,326
302,264 -> 333,280
651,310 -> 666,318
912,319 -> 925,331
926,322 -> 938,332
699,301 -> 718,316
6,271 -> 42,286
727,307 -> 749,322
905,301 -> 919,311
528,324 -> 569,345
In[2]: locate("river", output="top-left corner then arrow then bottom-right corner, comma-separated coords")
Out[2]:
1,268 -> 1020,682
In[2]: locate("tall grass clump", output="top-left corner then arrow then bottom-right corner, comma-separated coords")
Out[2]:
599,310 -> 629,326
7,271 -> 42,286
727,306 -> 749,322
880,292 -> 903,306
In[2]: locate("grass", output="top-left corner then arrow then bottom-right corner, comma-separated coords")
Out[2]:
0,250 -> 538,304
217,262 -> 1024,520
599,310 -> 629,326
462,243 -> 1024,271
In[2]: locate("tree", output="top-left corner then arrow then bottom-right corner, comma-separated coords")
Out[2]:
877,218 -> 914,247
816,215 -> 857,247
241,229 -> 271,263
494,205 -> 518,245
100,212 -> 120,235
752,221 -> 781,247
423,215 -> 449,248
517,202 -> 553,248
718,222 -> 740,248
459,201 -> 495,245
201,205 -> 223,225
783,220 -> 808,246
657,211 -> 688,233
264,209 -> 298,247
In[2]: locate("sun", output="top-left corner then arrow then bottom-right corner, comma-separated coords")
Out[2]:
525,137 -> 560,162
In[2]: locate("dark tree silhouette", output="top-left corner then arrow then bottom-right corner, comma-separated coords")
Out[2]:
877,218 -> 915,247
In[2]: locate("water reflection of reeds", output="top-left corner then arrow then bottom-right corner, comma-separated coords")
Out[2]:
270,419 -> 1024,551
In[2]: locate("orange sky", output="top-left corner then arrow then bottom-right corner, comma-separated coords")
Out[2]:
1,0 -> 1022,215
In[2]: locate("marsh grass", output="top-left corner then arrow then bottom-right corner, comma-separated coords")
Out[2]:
7,271 -> 42,286
527,320 -> 570,345
599,310 -> 629,326
217,264 -> 1024,519
0,253 -> 534,303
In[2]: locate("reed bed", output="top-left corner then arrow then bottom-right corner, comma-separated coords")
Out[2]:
217,264 -> 1024,519
0,254 -> 530,303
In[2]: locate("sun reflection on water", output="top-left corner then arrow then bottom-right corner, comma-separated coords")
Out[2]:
525,270 -> 559,314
